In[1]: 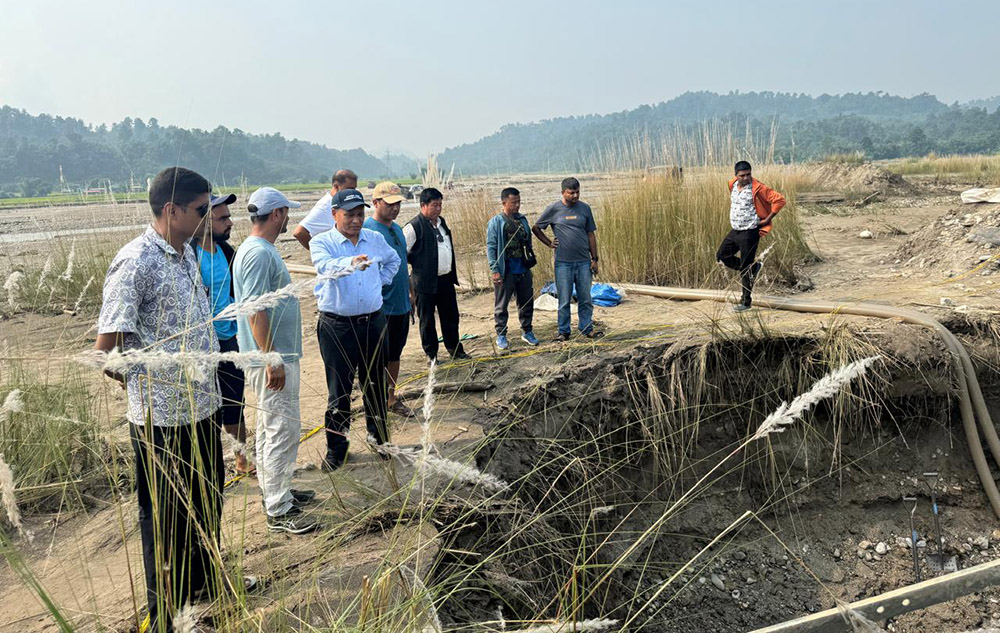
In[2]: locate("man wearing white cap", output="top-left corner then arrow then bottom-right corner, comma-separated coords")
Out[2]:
234,187 -> 318,534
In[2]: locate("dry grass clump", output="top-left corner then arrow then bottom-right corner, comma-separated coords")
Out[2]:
887,153 -> 1000,183
597,167 -> 814,287
3,239 -> 110,317
0,357 -> 129,515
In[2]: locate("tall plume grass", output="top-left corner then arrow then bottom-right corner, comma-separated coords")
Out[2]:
596,167 -> 814,287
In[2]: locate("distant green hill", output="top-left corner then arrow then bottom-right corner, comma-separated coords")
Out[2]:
437,91 -> 1000,174
0,106 -> 419,196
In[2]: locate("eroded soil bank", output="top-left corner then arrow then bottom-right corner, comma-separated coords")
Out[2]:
432,320 -> 1000,632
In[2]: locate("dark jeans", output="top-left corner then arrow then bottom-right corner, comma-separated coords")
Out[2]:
216,336 -> 246,428
717,228 -> 761,305
317,311 -> 389,464
131,415 -> 224,632
494,270 -> 534,336
415,275 -> 465,360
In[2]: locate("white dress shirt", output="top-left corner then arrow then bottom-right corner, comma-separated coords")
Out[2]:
310,227 -> 402,316
403,217 -> 453,275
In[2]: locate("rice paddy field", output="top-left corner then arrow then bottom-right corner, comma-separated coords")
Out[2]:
3,157 -> 1000,632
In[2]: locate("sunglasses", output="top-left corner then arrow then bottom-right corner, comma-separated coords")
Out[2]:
436,232 -> 445,243
182,201 -> 210,217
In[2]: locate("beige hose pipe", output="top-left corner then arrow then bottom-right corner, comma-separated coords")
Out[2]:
618,284 -> 1000,521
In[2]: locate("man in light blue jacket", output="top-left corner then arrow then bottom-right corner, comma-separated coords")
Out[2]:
486,187 -> 539,350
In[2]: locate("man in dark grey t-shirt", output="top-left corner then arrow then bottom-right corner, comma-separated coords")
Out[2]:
533,177 -> 602,341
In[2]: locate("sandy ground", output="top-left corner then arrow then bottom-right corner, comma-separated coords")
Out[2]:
2,172 -> 1000,631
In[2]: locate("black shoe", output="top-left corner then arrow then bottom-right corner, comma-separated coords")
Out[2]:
554,332 -> 570,342
451,350 -> 473,361
582,330 -> 605,339
290,489 -> 316,505
322,450 -> 347,472
266,505 -> 319,534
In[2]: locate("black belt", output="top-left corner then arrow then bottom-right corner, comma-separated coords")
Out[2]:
320,310 -> 380,323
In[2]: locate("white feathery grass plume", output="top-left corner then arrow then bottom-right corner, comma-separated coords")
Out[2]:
172,602 -> 198,633
73,275 -> 95,313
36,255 -> 53,291
421,360 -> 437,452
495,605 -> 506,631
756,243 -> 775,265
505,619 -> 619,633
377,443 -> 510,493
220,429 -> 255,466
2,389 -> 25,420
215,260 -> 370,321
401,565 -> 443,633
77,349 -> 283,384
0,452 -> 23,533
58,239 -> 76,282
4,271 -> 25,311
752,356 -> 880,441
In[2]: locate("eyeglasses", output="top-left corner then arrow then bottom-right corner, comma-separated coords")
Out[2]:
436,233 -> 444,243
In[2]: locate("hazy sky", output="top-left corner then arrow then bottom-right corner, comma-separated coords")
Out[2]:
0,0 -> 993,156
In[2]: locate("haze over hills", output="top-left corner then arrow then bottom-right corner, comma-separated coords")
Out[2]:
0,105 -> 420,196
2,91 -> 1000,195
438,91 -> 1000,175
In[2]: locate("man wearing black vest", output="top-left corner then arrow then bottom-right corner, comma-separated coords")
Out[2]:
403,188 -> 472,362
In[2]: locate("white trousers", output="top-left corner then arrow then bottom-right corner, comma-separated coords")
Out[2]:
245,361 -> 301,517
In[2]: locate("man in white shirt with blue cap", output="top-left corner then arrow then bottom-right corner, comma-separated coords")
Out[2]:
311,188 -> 401,471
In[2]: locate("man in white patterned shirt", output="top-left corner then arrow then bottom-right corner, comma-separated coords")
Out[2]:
94,167 -> 223,631
716,160 -> 785,312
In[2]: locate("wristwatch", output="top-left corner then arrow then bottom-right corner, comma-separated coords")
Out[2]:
591,256 -> 599,262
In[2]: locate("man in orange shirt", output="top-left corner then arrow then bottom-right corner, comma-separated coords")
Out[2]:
717,160 -> 785,312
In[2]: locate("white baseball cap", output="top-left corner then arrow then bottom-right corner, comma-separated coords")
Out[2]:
247,187 -> 301,217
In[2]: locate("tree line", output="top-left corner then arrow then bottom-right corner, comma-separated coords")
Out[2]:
0,106 -> 419,197
437,91 -> 1000,174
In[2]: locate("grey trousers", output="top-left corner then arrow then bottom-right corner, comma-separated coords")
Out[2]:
494,270 -> 534,336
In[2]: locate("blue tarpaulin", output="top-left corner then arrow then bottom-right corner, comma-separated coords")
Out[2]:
537,281 -> 622,307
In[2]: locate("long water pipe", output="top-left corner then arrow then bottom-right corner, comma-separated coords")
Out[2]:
617,284 -> 1000,521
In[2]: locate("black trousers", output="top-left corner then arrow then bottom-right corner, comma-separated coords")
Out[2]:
317,311 -> 389,463
716,228 -> 761,305
415,275 -> 465,360
131,415 -> 224,631
216,335 -> 246,428
494,270 -> 534,336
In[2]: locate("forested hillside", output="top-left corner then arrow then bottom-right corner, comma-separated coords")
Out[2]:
438,91 -> 1000,174
0,106 -> 419,196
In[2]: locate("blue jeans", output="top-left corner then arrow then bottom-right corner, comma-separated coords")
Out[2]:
555,260 -> 593,335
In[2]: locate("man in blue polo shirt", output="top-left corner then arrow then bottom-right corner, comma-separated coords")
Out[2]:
311,188 -> 401,471
364,182 -> 416,418
194,192 -> 252,475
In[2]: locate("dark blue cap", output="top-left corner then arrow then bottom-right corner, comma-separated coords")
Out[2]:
331,188 -> 370,211
210,193 -> 237,207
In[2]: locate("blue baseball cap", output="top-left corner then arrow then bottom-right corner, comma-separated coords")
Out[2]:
331,188 -> 370,211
